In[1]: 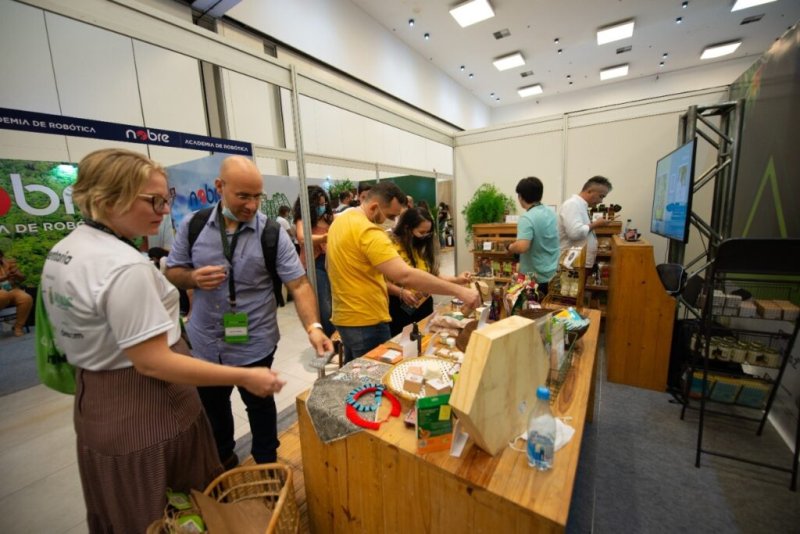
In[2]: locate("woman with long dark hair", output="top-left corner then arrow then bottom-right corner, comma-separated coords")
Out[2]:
386,207 -> 472,335
293,186 -> 335,336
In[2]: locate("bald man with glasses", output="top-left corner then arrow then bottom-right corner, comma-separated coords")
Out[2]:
166,156 -> 332,468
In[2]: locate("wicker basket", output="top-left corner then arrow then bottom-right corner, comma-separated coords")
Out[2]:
146,463 -> 299,534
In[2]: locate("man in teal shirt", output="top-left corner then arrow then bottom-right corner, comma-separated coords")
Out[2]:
506,177 -> 560,296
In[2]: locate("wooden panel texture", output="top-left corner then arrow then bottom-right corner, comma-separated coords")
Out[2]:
606,236 -> 676,390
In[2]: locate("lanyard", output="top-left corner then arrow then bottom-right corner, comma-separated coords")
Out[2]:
83,219 -> 138,250
216,206 -> 242,307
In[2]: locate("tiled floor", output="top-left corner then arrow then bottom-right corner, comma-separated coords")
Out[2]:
0,249 -> 455,533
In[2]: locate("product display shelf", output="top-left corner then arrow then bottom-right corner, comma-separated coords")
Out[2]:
584,222 -> 622,314
470,223 -> 518,285
688,238 -> 800,490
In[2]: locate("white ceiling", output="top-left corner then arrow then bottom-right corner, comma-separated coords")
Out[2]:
349,0 -> 800,108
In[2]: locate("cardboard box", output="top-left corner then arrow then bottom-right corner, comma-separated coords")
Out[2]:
774,300 -> 799,321
417,394 -> 453,454
755,299 -> 782,320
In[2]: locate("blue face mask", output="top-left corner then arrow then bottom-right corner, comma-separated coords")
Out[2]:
221,205 -> 244,222
317,205 -> 327,217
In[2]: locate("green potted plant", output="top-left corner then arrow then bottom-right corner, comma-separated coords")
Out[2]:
461,184 -> 515,244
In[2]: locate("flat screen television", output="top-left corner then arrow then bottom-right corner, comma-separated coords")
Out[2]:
650,138 -> 696,243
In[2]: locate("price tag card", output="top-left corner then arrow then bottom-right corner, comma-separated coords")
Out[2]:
483,241 -> 493,251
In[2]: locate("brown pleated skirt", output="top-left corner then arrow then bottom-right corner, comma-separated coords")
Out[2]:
74,349 -> 223,533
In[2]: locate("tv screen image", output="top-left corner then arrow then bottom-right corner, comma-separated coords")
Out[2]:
650,138 -> 696,243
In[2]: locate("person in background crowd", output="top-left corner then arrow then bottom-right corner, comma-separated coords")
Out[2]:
558,175 -> 613,268
0,249 -> 32,336
293,185 -> 336,337
41,148 -> 287,532
506,177 -> 559,296
437,202 -> 451,247
275,205 -> 298,253
385,207 -> 472,336
327,181 -> 480,362
355,182 -> 372,206
417,199 -> 430,214
166,156 -> 332,470
334,190 -> 352,213
147,246 -> 169,273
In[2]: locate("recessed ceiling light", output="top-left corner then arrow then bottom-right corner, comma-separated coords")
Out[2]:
731,0 -> 776,11
490,92 -> 495,96
682,1 -> 688,8
449,0 -> 495,28
659,61 -> 665,67
600,64 -> 629,80
701,40 -> 742,59
460,65 -> 466,71
569,81 -> 573,85
469,73 -> 475,79
597,20 -> 635,45
558,48 -> 563,54
554,38 -> 560,44
676,17 -> 683,23
518,84 -> 543,97
493,52 -> 525,71
663,52 -> 669,58
566,74 -> 571,79
424,32 -> 430,40
408,19 -> 415,28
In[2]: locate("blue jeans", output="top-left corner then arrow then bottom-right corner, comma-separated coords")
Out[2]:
315,255 -> 335,337
335,323 -> 391,363
197,349 -> 278,464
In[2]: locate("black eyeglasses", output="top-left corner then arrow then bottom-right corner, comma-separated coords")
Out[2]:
138,194 -> 171,214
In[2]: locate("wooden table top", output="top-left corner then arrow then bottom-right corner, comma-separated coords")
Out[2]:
297,308 -> 600,529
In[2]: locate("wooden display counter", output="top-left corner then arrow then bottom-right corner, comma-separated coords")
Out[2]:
606,236 -> 676,391
297,309 -> 601,533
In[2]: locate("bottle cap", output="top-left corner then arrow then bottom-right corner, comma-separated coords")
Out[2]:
536,386 -> 550,400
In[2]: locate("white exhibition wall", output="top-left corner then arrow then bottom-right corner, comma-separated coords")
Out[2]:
0,0 -> 453,198
453,88 -> 729,274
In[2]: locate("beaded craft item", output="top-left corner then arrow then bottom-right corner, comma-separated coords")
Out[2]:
345,384 -> 401,430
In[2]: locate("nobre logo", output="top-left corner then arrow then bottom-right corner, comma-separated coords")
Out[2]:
125,128 -> 170,143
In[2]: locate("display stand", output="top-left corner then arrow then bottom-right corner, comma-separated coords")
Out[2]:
689,238 -> 800,490
470,223 -> 517,284
606,236 -> 676,391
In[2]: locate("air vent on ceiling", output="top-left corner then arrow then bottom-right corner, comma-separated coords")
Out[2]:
493,28 -> 511,40
520,70 -> 534,78
616,45 -> 632,54
741,14 -> 764,25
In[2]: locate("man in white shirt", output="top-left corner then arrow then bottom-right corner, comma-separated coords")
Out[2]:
275,205 -> 298,251
558,176 -> 613,268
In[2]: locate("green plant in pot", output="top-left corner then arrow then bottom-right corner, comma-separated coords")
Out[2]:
461,184 -> 515,244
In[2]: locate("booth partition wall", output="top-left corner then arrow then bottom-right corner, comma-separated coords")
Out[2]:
0,0 -> 458,264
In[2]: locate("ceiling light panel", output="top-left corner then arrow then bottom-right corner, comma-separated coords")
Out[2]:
700,40 -> 741,59
731,0 -> 776,12
597,20 -> 635,45
493,52 -> 525,71
600,64 -> 629,80
450,0 -> 495,28
518,84 -> 543,97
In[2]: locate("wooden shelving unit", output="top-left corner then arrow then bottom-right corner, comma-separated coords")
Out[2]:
470,223 -> 517,283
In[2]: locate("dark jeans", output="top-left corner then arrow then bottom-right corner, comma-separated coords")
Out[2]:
315,254 -> 335,337
335,323 -> 391,363
197,349 -> 278,464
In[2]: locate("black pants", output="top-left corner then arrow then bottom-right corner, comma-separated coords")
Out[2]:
197,349 -> 278,464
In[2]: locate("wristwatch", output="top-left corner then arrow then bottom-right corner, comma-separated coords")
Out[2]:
306,322 -> 324,334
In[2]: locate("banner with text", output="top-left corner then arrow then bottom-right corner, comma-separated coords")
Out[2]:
0,107 -> 252,156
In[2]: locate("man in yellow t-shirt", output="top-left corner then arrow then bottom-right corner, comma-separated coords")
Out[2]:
327,182 -> 481,362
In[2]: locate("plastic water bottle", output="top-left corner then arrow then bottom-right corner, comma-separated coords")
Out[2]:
527,386 -> 556,471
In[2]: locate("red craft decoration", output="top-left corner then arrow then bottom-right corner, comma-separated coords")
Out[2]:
345,386 -> 402,430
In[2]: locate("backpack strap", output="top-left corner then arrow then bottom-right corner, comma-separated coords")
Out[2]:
261,218 -> 285,307
188,206 -> 214,252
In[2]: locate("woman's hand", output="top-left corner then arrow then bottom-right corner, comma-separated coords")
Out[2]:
400,288 -> 420,308
241,367 -> 286,397
454,271 -> 473,285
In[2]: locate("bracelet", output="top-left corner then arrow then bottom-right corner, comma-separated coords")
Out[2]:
306,322 -> 324,334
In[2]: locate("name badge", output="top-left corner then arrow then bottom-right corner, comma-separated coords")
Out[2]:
223,311 -> 249,344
